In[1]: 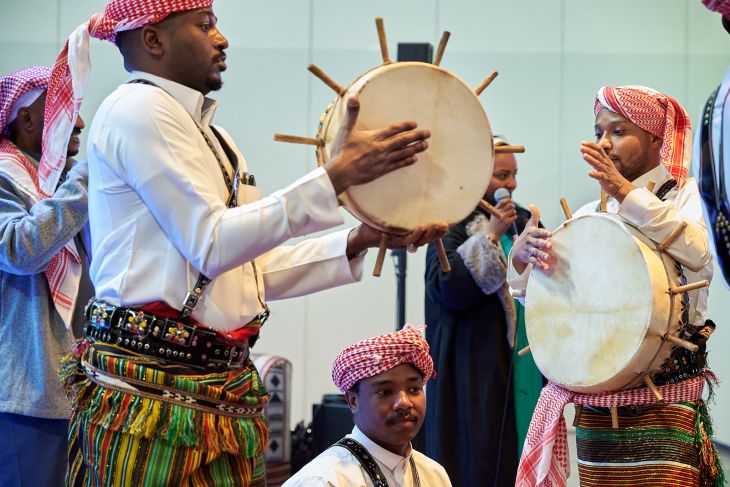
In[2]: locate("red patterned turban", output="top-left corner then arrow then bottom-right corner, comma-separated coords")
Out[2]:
0,66 -> 50,134
594,85 -> 692,188
332,325 -> 435,393
40,0 -> 214,195
703,0 -> 730,17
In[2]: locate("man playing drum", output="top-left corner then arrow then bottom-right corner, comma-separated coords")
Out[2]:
510,86 -> 723,487
46,1 -> 446,485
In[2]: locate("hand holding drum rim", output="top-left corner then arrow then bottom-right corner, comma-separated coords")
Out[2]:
346,221 -> 449,258
511,204 -> 553,272
580,141 -> 635,202
324,97 -> 431,195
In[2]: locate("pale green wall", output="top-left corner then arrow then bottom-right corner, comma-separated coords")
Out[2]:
3,0 -> 730,446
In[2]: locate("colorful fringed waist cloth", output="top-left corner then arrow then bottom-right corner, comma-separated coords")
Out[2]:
515,371 -> 725,487
61,340 -> 270,487
576,401 -> 720,487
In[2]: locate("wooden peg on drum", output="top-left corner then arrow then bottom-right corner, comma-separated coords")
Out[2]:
662,333 -> 700,353
308,64 -> 346,96
494,145 -> 525,154
435,239 -> 451,273
658,221 -> 688,251
474,71 -> 499,96
610,407 -> 619,429
573,404 -> 584,427
433,31 -> 451,67
375,18 -> 392,64
478,199 -> 504,220
372,235 -> 389,277
644,375 -> 664,402
273,133 -> 324,147
517,345 -> 531,357
600,191 -> 607,212
646,181 -> 656,193
668,279 -> 710,295
560,197 -> 572,220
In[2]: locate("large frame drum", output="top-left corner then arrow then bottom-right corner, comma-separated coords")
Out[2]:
315,62 -> 494,233
525,213 -> 684,393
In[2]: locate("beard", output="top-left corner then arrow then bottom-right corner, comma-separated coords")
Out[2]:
206,76 -> 223,92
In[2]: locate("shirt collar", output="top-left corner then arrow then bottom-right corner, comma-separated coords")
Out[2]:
128,71 -> 219,125
350,425 -> 412,472
631,163 -> 673,191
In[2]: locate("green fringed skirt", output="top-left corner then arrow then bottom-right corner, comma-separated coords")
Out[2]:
61,340 -> 270,487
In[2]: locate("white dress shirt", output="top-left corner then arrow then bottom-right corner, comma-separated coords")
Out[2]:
283,426 -> 452,487
87,72 -> 365,331
508,164 -> 713,325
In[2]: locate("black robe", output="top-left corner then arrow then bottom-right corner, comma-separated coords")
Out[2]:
423,204 -> 531,487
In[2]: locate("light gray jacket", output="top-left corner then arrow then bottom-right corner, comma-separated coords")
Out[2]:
0,158 -> 88,419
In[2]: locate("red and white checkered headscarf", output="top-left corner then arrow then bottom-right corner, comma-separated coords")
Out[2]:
594,85 -> 692,188
41,0 -> 213,194
703,0 -> 730,17
0,66 -> 81,330
0,66 -> 50,136
332,324 -> 435,393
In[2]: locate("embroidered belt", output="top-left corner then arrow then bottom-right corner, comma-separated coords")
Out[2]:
83,299 -> 256,371
81,359 -> 265,419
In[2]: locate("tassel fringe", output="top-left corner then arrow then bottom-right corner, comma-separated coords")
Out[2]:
60,343 -> 269,459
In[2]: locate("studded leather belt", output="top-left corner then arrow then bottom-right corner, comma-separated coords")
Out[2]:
83,300 -> 253,371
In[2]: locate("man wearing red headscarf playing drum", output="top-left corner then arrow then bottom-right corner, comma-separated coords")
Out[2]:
508,86 -> 722,487
47,1 -> 446,485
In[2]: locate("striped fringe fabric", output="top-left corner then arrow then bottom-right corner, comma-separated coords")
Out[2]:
576,401 -> 725,487
61,340 -> 270,486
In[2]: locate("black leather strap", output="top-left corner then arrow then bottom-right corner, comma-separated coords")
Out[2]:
335,438 -> 390,487
333,437 -> 422,487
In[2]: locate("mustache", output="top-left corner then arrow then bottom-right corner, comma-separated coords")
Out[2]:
386,413 -> 418,426
71,128 -> 82,136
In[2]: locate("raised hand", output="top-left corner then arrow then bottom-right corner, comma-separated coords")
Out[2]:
511,204 -> 553,272
484,197 -> 517,240
325,98 -> 431,195
580,141 -> 635,202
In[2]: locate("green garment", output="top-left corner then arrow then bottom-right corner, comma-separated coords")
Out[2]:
500,233 -> 543,457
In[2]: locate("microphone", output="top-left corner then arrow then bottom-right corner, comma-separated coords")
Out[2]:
493,187 -> 519,237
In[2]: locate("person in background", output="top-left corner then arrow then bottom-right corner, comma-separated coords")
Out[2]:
0,66 -> 91,487
423,135 -> 542,486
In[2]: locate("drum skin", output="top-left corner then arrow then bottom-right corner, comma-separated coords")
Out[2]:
525,213 -> 682,393
316,62 -> 493,233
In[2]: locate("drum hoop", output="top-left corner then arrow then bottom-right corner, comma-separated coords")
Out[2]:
315,62 -> 493,233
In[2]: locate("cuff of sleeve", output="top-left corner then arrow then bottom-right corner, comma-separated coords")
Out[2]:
325,228 -> 365,283
506,250 -> 531,291
618,187 -> 653,226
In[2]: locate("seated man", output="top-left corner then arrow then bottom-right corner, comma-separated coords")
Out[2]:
510,86 -> 721,487
284,325 -> 452,486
